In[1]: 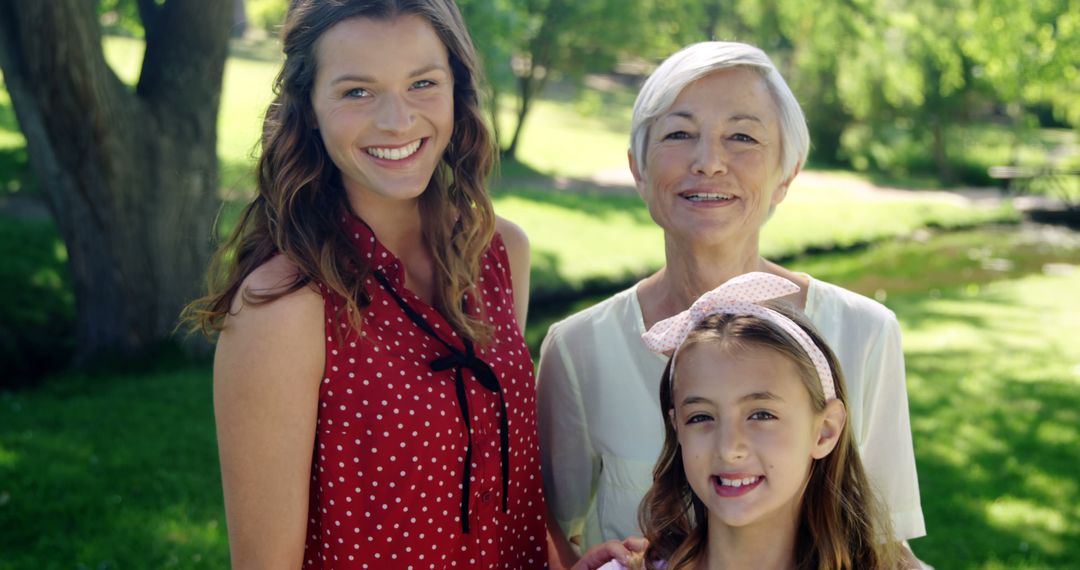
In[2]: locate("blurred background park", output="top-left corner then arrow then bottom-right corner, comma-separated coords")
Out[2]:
0,0 -> 1078,568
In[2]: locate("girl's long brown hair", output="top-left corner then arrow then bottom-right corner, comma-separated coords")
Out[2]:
638,302 -> 903,570
182,0 -> 496,344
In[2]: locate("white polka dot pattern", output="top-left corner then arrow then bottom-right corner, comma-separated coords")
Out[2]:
640,271 -> 837,400
303,215 -> 548,568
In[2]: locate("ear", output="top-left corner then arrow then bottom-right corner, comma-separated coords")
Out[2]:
770,160 -> 802,206
628,149 -> 648,199
811,399 -> 846,460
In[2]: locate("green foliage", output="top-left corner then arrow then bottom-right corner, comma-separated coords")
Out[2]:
97,0 -> 145,37
245,0 -> 289,35
962,0 -> 1080,126
0,217 -> 74,389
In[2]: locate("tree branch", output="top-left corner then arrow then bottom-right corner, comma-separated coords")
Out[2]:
137,0 -> 232,124
0,0 -> 128,221
135,0 -> 161,39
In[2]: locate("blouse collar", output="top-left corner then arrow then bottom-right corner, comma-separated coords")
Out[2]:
342,210 -> 405,287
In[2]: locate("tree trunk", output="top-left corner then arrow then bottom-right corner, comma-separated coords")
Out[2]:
504,73 -> 536,160
488,80 -> 502,154
0,0 -> 231,362
930,118 -> 953,184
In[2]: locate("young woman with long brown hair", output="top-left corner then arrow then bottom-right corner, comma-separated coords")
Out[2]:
183,1 -> 546,567
599,273 -> 903,570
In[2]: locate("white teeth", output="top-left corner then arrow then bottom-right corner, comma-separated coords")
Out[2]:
719,476 -> 760,487
366,139 -> 422,160
684,192 -> 733,201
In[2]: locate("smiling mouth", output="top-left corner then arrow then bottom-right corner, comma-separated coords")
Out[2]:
365,138 -> 424,161
711,475 -> 764,496
679,190 -> 735,202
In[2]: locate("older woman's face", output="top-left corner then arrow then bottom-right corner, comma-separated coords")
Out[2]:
633,68 -> 788,249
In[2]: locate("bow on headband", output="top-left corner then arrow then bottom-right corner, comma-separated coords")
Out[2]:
641,272 -> 837,401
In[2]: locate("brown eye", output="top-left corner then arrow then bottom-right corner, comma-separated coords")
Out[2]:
686,413 -> 712,425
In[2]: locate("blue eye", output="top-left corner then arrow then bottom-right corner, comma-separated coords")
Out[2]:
344,87 -> 371,98
731,133 -> 758,143
412,79 -> 436,89
663,130 -> 692,141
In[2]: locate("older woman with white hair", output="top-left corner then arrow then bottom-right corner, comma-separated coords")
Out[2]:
539,41 -> 926,568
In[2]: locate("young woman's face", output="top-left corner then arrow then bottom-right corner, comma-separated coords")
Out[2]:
634,67 -> 788,250
310,14 -> 454,216
672,342 -> 828,530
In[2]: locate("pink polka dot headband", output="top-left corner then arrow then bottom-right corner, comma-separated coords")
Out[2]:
641,272 -> 837,401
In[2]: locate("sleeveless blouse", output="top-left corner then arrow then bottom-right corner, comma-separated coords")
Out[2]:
303,214 -> 548,569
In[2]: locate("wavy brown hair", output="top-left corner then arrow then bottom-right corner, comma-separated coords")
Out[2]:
182,0 -> 496,344
639,302 -> 903,570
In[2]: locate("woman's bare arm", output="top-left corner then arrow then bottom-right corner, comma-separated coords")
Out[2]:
213,256 -> 325,569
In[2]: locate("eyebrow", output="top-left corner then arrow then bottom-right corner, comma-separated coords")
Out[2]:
679,391 -> 784,407
330,63 -> 450,86
662,110 -> 765,125
729,113 -> 765,125
738,391 -> 783,403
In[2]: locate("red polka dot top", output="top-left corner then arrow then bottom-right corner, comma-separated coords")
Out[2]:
303,213 -> 548,569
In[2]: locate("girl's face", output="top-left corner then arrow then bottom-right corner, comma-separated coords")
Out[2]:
310,14 -> 455,217
672,342 -> 840,530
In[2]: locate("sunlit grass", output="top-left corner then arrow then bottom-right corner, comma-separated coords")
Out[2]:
496,96 -> 632,178
887,268 -> 1080,568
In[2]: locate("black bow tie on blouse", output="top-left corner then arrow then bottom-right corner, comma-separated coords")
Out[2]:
372,271 -> 510,534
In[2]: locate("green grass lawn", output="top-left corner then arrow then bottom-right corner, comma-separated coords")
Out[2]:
897,272 -> 1080,569
0,365 -> 228,569
2,226 -> 1078,568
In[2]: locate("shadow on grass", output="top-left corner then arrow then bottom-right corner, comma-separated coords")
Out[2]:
0,363 -> 229,568
889,281 -> 1080,568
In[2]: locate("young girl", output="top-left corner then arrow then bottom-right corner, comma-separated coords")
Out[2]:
602,272 -> 903,570
184,1 -> 546,568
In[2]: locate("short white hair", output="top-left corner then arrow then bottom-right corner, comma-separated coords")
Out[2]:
630,41 -> 809,183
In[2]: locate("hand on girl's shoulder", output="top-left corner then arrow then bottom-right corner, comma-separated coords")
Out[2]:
594,556 -> 655,570
571,538 -> 650,570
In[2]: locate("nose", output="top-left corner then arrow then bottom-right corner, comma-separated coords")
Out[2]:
374,92 -> 414,134
716,422 -> 748,462
691,137 -> 727,177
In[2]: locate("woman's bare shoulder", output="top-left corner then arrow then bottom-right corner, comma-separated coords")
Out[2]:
495,216 -> 530,255
230,254 -> 323,317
